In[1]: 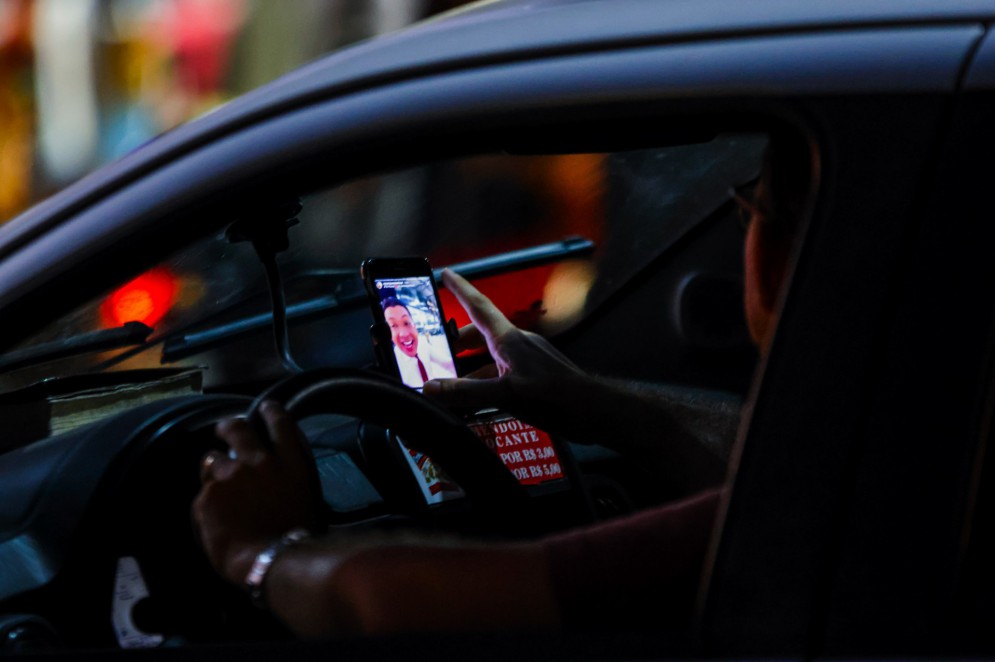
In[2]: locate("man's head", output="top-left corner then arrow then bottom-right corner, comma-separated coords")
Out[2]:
741,129 -> 815,354
382,297 -> 419,357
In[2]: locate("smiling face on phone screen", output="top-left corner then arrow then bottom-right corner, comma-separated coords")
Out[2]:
385,303 -> 419,358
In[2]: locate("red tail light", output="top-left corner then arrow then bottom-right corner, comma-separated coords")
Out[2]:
102,268 -> 178,328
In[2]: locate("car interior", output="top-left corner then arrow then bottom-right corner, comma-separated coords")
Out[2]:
0,119 -> 815,653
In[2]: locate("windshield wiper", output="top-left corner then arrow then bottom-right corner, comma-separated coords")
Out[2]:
160,237 -> 595,364
0,322 -> 152,375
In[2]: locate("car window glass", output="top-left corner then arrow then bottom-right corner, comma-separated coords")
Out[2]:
0,133 -> 767,392
291,134 -> 765,311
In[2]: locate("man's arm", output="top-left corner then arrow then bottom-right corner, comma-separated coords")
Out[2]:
256,488 -> 722,637
423,270 -> 735,495
249,538 -> 559,637
531,375 -> 736,494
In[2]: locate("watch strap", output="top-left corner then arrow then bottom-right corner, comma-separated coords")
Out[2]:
244,527 -> 310,609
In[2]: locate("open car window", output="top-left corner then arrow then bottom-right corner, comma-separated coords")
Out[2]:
0,133 -> 766,397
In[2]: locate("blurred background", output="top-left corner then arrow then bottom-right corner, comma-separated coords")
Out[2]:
0,0 -> 472,225
0,0 -> 759,401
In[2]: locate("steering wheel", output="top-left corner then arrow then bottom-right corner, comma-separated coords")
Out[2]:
45,370 -> 535,648
246,367 -> 536,538
7,370 -> 553,648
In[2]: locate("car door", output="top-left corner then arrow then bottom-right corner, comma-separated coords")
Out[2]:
701,19 -> 992,660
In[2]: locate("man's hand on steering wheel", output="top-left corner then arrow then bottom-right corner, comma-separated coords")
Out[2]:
192,401 -> 323,586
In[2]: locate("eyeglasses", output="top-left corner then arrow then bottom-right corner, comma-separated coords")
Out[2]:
729,178 -> 763,230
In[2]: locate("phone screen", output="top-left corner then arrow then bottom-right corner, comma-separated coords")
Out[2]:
371,274 -> 457,390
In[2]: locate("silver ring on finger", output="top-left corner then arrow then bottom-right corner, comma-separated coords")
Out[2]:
200,453 -> 218,482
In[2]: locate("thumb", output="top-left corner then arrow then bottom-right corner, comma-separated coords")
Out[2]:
423,377 -> 506,410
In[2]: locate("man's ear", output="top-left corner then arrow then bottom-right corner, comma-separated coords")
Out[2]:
757,223 -> 792,313
744,221 -> 792,351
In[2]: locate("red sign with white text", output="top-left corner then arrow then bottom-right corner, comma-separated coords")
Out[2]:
468,414 -> 564,486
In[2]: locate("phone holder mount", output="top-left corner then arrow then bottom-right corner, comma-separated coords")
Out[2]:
226,199 -> 303,374
445,317 -> 460,349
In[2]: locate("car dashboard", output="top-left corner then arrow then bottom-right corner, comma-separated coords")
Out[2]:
0,355 -> 703,650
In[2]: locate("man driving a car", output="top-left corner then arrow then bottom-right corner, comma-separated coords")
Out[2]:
193,128 -> 813,636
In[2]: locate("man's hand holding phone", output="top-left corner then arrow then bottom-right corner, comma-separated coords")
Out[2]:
425,269 -> 731,494
422,269 -> 591,434
364,259 -> 571,490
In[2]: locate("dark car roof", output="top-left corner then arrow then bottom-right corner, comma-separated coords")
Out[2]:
2,0 -> 994,258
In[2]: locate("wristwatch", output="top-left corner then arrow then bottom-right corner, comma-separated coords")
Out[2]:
244,528 -> 310,609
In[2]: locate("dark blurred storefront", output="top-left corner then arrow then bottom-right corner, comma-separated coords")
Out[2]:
0,0 -> 472,224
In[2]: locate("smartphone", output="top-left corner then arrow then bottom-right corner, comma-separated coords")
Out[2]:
361,257 -> 459,390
